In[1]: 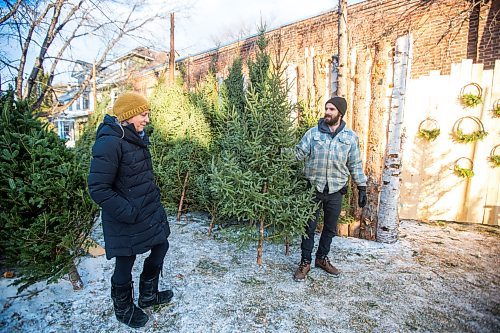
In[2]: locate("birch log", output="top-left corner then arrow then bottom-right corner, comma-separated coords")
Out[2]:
377,35 -> 413,244
360,41 -> 391,240
337,0 -> 348,97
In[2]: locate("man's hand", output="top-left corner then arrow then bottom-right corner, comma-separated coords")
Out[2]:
358,186 -> 367,208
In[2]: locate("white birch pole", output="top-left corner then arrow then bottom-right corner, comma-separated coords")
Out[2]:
376,34 -> 413,243
337,0 -> 348,97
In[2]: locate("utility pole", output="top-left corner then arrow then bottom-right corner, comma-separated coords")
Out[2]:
169,12 -> 175,85
91,62 -> 96,114
337,0 -> 348,97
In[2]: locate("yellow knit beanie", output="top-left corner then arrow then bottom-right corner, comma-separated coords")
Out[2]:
112,92 -> 150,121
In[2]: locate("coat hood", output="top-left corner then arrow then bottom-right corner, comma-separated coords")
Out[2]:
95,114 -> 149,147
318,118 -> 346,137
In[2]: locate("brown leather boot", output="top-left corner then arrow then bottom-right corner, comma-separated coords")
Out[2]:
315,255 -> 340,277
293,258 -> 311,282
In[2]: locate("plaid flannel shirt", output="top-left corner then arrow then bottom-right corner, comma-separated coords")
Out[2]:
296,124 -> 367,194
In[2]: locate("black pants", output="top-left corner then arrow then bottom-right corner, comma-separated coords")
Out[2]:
301,187 -> 343,261
112,241 -> 169,285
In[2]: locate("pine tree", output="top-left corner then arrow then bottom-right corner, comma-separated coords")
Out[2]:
211,31 -> 314,264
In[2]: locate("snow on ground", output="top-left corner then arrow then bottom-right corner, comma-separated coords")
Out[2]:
1,214 -> 499,333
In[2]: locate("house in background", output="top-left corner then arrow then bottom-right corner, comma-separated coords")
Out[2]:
52,47 -> 170,147
100,47 -> 170,101
52,60 -> 95,147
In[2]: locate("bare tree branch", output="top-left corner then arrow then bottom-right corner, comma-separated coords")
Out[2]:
0,0 -> 22,25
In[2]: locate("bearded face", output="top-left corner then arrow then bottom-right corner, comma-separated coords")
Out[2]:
324,103 -> 341,126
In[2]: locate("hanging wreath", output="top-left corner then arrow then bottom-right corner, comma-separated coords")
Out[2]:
459,83 -> 482,108
417,118 -> 440,141
453,116 -> 488,143
489,145 -> 500,168
492,99 -> 500,118
453,157 -> 474,178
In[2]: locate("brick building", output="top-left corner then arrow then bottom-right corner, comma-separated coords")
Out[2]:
178,0 -> 498,92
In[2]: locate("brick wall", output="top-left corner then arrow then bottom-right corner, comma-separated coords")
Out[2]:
180,0 -> 498,86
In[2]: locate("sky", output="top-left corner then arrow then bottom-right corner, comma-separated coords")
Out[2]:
0,0 -> 364,87
113,0 -> 365,59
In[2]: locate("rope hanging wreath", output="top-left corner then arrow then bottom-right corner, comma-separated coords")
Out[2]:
417,118 -> 440,141
453,116 -> 488,143
453,157 -> 474,178
489,145 -> 500,168
459,83 -> 482,108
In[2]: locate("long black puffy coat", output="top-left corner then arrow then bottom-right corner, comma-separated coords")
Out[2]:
88,115 -> 170,259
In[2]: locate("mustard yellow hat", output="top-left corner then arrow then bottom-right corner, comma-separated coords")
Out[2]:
112,92 -> 150,121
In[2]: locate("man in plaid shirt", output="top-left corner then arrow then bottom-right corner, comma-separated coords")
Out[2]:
294,96 -> 367,282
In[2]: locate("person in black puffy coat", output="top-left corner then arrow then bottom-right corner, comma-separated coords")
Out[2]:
88,92 -> 172,328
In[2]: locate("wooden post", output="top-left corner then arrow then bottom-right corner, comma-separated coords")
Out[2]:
337,0 -> 348,97
377,34 -> 413,244
169,12 -> 175,85
360,41 -> 391,240
256,182 -> 268,265
176,171 -> 189,223
349,47 -> 371,237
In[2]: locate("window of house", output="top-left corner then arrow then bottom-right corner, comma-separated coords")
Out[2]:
76,99 -> 81,110
82,93 -> 89,110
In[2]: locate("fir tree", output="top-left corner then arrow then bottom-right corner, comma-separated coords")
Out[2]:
224,58 -> 245,114
211,31 -> 314,264
149,82 -> 212,213
0,91 -> 97,291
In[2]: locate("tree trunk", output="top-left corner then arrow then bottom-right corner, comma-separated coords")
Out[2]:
377,35 -> 412,243
256,182 -> 268,266
337,0 -> 348,97
360,41 -> 391,240
176,171 -> 189,223
349,47 -> 371,237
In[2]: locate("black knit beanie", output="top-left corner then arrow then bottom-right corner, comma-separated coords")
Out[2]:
325,96 -> 347,116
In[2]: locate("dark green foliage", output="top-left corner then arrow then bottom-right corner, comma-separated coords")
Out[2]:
149,83 -> 212,212
224,58 -> 246,114
211,32 -> 315,254
248,29 -> 270,96
295,97 -> 322,141
0,91 -> 98,292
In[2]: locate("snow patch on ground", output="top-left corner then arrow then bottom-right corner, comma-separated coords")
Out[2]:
1,215 -> 499,332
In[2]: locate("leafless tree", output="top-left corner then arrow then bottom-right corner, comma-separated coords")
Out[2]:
0,0 -> 187,112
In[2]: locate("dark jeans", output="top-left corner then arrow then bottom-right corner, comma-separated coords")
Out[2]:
112,241 -> 169,285
301,187 -> 344,261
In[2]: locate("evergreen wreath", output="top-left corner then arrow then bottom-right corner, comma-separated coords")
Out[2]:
453,116 -> 488,143
492,99 -> 500,118
417,118 -> 440,141
453,157 -> 474,178
459,83 -> 482,108
489,145 -> 500,168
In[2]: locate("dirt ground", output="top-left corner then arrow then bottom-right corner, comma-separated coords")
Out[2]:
1,215 -> 499,333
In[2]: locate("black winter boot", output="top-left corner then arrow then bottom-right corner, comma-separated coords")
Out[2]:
138,270 -> 173,308
111,280 -> 149,328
